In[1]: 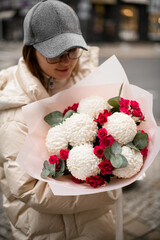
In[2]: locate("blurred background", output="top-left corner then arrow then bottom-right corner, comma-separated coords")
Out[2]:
0,0 -> 160,240
1,0 -> 160,43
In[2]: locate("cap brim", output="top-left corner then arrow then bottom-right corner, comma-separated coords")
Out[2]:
33,33 -> 88,58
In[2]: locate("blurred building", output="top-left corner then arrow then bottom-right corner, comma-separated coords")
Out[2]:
0,0 -> 37,41
0,0 -> 160,43
148,0 -> 160,40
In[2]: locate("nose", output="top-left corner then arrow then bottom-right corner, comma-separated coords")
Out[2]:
60,54 -> 70,64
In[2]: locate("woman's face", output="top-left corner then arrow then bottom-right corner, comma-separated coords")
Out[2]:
35,50 -> 78,80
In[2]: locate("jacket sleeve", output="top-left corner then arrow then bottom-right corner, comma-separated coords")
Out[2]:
0,119 -> 121,215
72,46 -> 100,83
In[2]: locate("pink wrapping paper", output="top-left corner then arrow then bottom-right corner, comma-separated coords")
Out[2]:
16,55 -> 160,195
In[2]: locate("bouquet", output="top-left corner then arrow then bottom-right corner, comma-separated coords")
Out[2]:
16,55 -> 160,195
41,85 -> 149,188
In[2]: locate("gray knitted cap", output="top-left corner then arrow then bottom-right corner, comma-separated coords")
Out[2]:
23,0 -> 88,58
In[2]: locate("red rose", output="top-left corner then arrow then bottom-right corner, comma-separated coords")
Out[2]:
94,113 -> 108,125
63,103 -> 79,116
86,175 -> 105,188
60,149 -> 69,160
130,100 -> 139,109
103,109 -> 112,117
119,98 -> 130,107
97,128 -> 107,139
100,135 -> 116,148
140,147 -> 148,159
48,155 -> 60,168
98,159 -> 114,175
140,115 -> 145,120
72,103 -> 79,111
71,175 -> 84,184
94,146 -> 104,158
119,106 -> 131,115
132,108 -> 143,117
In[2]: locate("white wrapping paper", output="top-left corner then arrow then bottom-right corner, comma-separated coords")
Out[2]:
16,55 -> 160,196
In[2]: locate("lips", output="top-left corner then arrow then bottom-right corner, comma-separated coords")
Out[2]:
57,68 -> 70,73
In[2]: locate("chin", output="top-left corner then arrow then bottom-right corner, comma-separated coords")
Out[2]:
58,73 -> 72,81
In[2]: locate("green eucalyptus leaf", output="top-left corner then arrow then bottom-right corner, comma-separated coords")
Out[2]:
108,96 -> 121,108
41,168 -> 50,178
127,142 -> 140,151
51,160 -> 66,179
55,171 -> 64,178
137,130 -> 142,134
133,132 -> 148,150
48,163 -> 56,176
44,160 -> 50,169
104,146 -> 112,160
59,159 -> 66,172
119,155 -> 128,168
110,155 -> 123,168
111,141 -> 122,155
44,111 -> 63,127
63,110 -> 75,120
118,83 -> 124,97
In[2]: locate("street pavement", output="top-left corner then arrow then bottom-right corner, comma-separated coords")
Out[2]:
0,41 -> 160,240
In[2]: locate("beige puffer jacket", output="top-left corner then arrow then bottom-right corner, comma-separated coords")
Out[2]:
0,46 -> 121,240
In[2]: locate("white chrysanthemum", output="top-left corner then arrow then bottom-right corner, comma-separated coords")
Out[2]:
63,113 -> 98,147
45,124 -> 68,155
67,144 -> 101,180
103,112 -> 137,145
77,96 -> 109,118
113,146 -> 143,178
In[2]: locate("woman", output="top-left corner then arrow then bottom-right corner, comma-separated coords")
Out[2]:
0,1 -> 121,239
